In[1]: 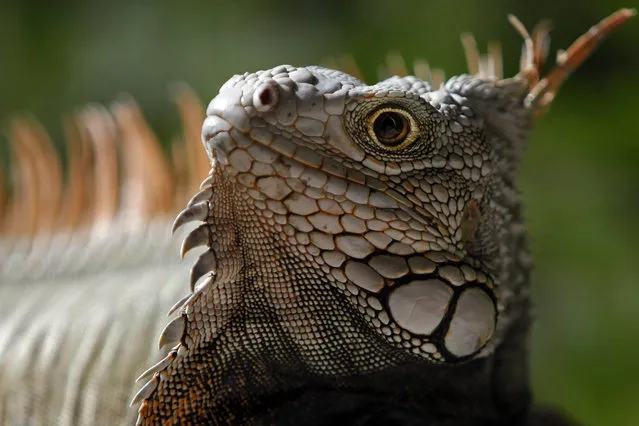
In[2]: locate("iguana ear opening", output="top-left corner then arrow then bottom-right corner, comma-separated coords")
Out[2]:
460,198 -> 499,262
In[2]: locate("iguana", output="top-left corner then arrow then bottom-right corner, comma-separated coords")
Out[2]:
0,9 -> 634,426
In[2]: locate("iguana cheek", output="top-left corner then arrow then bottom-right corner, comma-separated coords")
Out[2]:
342,252 -> 497,362
387,278 -> 453,336
444,287 -> 496,358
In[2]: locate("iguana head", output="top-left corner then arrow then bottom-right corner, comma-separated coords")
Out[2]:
200,64 -> 504,362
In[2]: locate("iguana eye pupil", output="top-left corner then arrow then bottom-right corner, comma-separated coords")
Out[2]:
373,111 -> 409,146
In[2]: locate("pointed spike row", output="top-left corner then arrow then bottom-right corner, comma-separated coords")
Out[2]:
81,106 -> 120,226
556,49 -> 566,62
166,273 -> 215,317
158,314 -> 186,350
59,115 -> 91,231
177,275 -> 215,314
2,83 -> 211,243
180,223 -> 211,259
176,342 -> 188,357
190,250 -> 217,291
9,118 -> 40,238
385,51 -> 408,77
525,8 -> 635,109
531,19 -> 553,71
171,83 -> 209,194
412,59 -> 432,82
508,14 -> 535,77
112,97 -> 177,218
524,20 -> 552,90
0,167 -> 7,234
0,168 -> 4,215
11,119 -> 40,233
135,349 -> 178,383
34,117 -> 64,233
199,173 -> 215,189
187,187 -> 213,208
461,33 -> 480,75
487,42 -> 503,80
2,144 -> 19,236
130,375 -> 159,406
167,293 -> 191,317
14,116 -> 64,234
460,32 -> 505,81
171,201 -> 209,235
478,55 -> 492,79
431,68 -> 446,89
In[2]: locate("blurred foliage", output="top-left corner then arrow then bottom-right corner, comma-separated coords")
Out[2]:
1,0 -> 638,424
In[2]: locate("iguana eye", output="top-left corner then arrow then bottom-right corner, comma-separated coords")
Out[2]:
368,107 -> 418,150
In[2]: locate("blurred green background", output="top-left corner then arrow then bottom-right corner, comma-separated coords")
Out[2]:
1,0 -> 637,424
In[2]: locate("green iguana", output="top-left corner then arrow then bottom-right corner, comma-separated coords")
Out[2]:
0,9 -> 634,426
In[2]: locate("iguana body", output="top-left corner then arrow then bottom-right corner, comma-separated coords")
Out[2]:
0,10 -> 633,426
0,222 -> 185,425
0,94 -> 209,425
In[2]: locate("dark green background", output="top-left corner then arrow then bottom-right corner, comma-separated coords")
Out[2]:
1,1 -> 637,424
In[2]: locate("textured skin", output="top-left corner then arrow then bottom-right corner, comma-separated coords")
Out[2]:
139,58 -> 539,426
0,10 -> 633,426
0,91 -> 208,425
136,10 -> 635,423
0,221 -> 187,425
136,65 -> 529,425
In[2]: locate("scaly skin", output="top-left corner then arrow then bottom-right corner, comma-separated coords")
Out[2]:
0,10 -> 632,426
133,9 -> 634,426
0,220 -> 186,426
0,95 -> 209,426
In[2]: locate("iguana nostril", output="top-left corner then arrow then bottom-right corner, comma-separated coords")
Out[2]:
258,88 -> 272,105
253,80 -> 279,112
